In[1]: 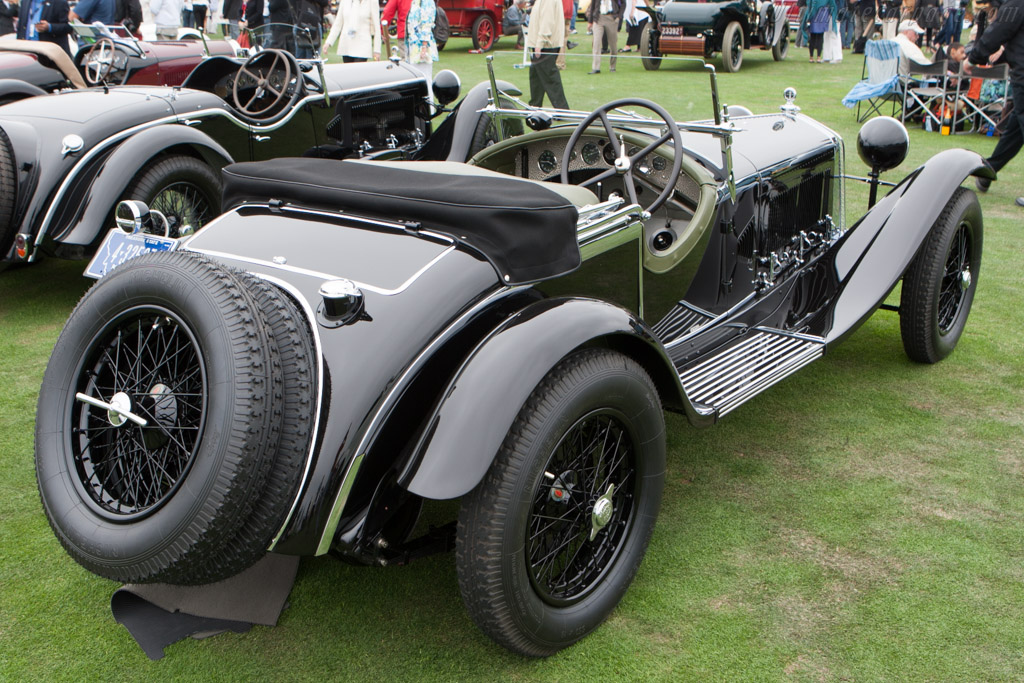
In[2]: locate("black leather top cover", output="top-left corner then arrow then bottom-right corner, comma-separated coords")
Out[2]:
221,158 -> 582,284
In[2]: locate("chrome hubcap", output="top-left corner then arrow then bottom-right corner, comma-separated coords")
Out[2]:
107,392 -> 132,427
590,483 -> 616,540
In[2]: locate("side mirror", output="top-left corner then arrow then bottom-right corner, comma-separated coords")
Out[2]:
433,69 -> 461,106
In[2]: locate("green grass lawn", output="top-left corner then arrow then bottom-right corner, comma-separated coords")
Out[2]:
2,34 -> 1024,681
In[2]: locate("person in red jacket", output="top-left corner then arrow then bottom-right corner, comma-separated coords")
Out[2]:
381,0 -> 411,57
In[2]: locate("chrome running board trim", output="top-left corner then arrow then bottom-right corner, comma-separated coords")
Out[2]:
678,329 -> 824,417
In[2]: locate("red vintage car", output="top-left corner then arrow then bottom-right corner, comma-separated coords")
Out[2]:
438,0 -> 505,51
0,36 -> 239,104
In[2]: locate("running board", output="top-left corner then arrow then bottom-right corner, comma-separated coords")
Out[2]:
678,329 -> 825,417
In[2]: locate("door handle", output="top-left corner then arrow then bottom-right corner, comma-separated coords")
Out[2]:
253,135 -> 271,142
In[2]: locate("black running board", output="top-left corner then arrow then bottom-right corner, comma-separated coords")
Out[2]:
678,329 -> 825,417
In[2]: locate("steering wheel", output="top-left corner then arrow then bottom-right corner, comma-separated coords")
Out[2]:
560,98 -> 684,214
232,49 -> 302,122
83,38 -> 122,85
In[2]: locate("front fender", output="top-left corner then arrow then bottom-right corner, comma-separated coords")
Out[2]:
400,297 -> 685,500
823,148 -> 992,344
54,124 -> 233,246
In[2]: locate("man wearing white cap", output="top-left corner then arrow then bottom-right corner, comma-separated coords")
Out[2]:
895,19 -> 932,74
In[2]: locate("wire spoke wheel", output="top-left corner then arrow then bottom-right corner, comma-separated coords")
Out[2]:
527,410 -> 636,605
149,180 -> 213,237
900,186 -> 982,363
72,307 -> 206,519
456,349 -> 665,656
937,221 -> 972,333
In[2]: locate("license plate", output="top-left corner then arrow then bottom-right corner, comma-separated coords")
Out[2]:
660,25 -> 684,36
84,230 -> 180,279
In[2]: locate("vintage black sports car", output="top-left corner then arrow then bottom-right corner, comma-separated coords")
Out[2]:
0,35 -> 238,101
641,0 -> 790,72
0,38 -> 513,268
34,73 -> 990,656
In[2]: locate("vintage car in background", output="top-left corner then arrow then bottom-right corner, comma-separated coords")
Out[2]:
0,35 -> 238,102
437,0 -> 503,51
35,64 -> 989,656
641,0 -> 790,72
0,36 -> 518,269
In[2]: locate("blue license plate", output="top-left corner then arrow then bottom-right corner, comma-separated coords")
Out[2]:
84,230 -> 180,279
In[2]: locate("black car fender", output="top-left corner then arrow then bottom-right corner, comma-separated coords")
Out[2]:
54,124 -> 233,246
821,148 -> 993,345
399,296 -> 690,501
0,78 -> 48,103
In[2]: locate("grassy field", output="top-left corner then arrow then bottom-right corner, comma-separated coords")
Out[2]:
2,34 -> 1024,681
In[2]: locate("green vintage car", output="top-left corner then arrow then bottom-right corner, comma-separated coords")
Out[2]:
641,0 -> 790,72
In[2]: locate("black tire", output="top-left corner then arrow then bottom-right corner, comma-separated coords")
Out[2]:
121,155 -> 222,239
721,21 -> 743,73
640,26 -> 661,70
900,187 -> 982,363
472,14 -> 497,51
36,250 -> 283,584
772,21 -> 789,60
213,271 -> 316,574
467,96 -> 525,160
0,126 -> 17,258
435,7 -> 450,50
456,349 -> 665,656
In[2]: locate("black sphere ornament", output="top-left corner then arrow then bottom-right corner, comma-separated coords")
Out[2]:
433,70 -> 462,106
857,116 -> 909,173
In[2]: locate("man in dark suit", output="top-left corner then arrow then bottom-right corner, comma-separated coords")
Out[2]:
17,0 -> 72,54
0,0 -> 18,36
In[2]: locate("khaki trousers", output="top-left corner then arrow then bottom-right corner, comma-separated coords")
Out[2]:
591,14 -> 617,71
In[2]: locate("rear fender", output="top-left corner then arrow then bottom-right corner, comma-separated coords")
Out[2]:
824,148 -> 992,344
399,297 -> 688,500
0,79 -> 48,101
54,124 -> 232,246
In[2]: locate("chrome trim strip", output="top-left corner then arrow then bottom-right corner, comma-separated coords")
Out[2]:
314,284 -> 519,555
314,453 -> 365,555
188,244 -> 456,296
663,291 -> 757,350
33,112 -> 181,251
247,273 -> 327,550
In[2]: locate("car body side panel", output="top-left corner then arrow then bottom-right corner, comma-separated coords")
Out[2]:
0,77 -> 51,101
52,124 -> 235,246
401,297 -> 688,501
815,148 -> 992,344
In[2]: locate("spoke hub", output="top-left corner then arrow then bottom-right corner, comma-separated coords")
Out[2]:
590,483 -> 616,540
107,391 -> 132,427
960,267 -> 971,292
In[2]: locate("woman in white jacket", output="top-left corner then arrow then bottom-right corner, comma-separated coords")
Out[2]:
322,0 -> 381,62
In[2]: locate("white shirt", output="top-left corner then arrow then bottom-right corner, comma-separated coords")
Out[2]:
895,32 -> 932,75
151,0 -> 185,28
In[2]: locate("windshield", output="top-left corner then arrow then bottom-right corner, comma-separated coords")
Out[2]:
247,22 -> 322,60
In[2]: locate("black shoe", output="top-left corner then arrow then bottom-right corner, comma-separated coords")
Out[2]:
588,69 -> 600,74
1015,197 -> 1024,207
567,41 -> 578,49
976,176 -> 991,193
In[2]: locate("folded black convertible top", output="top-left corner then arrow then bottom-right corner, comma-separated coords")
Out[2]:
221,158 -> 583,284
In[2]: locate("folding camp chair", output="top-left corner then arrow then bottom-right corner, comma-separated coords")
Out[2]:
951,62 -> 1010,134
842,39 -> 902,122
901,58 -> 949,128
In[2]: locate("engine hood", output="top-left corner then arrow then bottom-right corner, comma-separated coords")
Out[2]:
0,87 -> 182,123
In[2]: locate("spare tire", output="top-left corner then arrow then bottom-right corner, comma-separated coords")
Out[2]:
36,250 -> 295,584
0,127 -> 18,258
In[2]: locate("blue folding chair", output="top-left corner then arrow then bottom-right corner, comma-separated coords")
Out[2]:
842,39 -> 902,122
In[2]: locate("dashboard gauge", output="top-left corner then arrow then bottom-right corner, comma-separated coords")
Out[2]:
652,156 -> 667,171
602,142 -> 617,165
581,142 -> 600,166
538,150 -> 558,175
